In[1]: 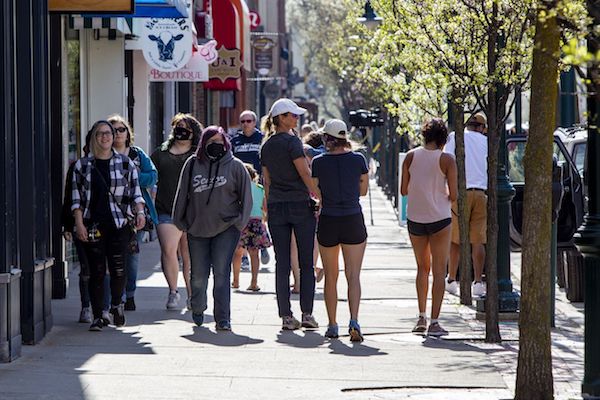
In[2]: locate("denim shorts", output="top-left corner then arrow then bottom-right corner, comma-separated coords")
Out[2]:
157,213 -> 174,225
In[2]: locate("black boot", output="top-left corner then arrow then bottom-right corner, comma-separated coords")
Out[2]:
124,297 -> 136,311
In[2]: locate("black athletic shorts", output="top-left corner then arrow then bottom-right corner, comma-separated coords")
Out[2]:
407,218 -> 452,237
317,213 -> 368,247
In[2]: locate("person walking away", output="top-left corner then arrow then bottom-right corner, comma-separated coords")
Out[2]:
151,113 -> 202,310
173,126 -> 252,331
443,113 -> 488,297
71,120 -> 146,331
261,98 -> 321,331
231,163 -> 271,291
312,119 -> 369,342
401,118 -> 457,336
109,114 -> 158,311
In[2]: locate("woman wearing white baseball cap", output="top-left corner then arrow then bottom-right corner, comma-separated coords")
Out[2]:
311,119 -> 369,342
260,98 -> 321,331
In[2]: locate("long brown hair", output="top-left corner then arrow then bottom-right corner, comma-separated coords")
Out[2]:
107,114 -> 133,147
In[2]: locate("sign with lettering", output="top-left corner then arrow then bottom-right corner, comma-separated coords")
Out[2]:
249,11 -> 261,30
49,0 -> 134,13
141,17 -> 193,72
209,47 -> 242,83
149,51 -> 209,82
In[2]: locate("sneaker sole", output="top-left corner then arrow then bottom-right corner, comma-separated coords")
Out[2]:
89,326 -> 102,332
427,331 -> 448,337
349,328 -> 364,342
412,326 -> 427,333
302,324 -> 319,330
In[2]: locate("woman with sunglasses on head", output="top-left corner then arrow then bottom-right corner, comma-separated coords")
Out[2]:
72,120 -> 146,331
173,126 -> 252,331
260,98 -> 321,331
151,113 -> 203,310
311,119 -> 369,342
108,115 -> 158,311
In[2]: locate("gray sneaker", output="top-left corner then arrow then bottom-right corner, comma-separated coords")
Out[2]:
282,315 -> 301,330
412,317 -> 428,333
427,322 -> 449,337
101,310 -> 111,326
301,313 -> 319,329
166,291 -> 180,310
79,307 -> 92,323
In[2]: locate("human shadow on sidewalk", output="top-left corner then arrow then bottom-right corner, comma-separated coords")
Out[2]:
327,340 -> 387,357
182,326 -> 263,347
276,330 -> 325,348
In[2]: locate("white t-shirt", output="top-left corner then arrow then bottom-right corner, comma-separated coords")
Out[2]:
444,129 -> 488,190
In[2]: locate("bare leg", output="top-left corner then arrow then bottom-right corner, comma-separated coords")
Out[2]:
409,234 -> 432,315
341,241 -> 366,321
320,244 -> 340,326
231,246 -> 244,288
156,223 -> 184,292
448,242 -> 460,281
179,233 -> 192,298
472,243 -> 486,282
248,248 -> 260,289
290,232 -> 300,293
429,226 -> 452,319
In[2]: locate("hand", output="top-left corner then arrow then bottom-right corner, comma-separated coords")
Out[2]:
135,213 -> 146,230
63,232 -> 73,241
75,223 -> 88,242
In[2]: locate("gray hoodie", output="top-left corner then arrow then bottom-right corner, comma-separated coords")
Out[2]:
172,151 -> 252,238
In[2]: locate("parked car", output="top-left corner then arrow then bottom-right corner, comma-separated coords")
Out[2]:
554,126 -> 587,178
506,133 -> 585,248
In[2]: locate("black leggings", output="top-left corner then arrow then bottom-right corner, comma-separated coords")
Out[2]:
81,225 -> 129,319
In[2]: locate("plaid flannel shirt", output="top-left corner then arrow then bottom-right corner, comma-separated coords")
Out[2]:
71,150 -> 145,229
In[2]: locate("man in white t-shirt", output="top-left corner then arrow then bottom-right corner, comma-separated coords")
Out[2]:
443,113 -> 488,297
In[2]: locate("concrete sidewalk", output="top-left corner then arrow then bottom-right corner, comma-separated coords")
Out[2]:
0,183 -> 584,400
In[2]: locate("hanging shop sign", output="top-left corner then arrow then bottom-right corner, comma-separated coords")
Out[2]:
49,0 -> 134,13
209,47 -> 242,83
149,51 -> 209,82
141,17 -> 193,72
252,37 -> 275,75
249,11 -> 261,30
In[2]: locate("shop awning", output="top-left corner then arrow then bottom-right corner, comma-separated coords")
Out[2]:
82,0 -> 188,18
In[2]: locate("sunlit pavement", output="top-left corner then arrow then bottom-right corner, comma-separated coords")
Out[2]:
0,182 -> 583,400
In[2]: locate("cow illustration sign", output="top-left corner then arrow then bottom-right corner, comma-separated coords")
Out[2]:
141,18 -> 192,72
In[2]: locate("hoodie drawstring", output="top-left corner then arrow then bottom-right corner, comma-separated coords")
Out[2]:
206,160 -> 220,205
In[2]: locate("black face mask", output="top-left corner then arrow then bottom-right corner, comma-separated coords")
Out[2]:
205,142 -> 226,161
174,127 -> 192,140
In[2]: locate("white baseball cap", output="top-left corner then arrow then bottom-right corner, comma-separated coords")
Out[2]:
318,119 -> 348,139
269,98 -> 307,117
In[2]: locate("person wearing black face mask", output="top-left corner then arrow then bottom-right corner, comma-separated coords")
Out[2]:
151,113 -> 202,311
172,126 -> 252,331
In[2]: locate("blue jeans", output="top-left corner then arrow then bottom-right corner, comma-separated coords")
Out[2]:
267,201 -> 317,317
188,225 -> 241,324
124,230 -> 146,299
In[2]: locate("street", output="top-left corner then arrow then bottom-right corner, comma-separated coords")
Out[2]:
0,183 -> 584,400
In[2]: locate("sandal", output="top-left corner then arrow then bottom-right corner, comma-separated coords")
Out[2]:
231,282 -> 240,289
247,285 -> 261,292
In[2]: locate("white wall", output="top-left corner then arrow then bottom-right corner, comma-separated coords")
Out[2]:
84,32 -> 126,123
132,50 -> 151,153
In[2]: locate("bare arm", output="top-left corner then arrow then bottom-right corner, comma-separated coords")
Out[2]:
262,166 -> 271,202
293,157 -> 320,201
400,152 -> 413,196
73,209 -> 87,242
359,173 -> 369,196
443,153 -> 458,202
311,177 -> 322,202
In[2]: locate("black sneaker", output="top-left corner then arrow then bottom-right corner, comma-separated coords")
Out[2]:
110,304 -> 126,327
124,297 -> 136,311
89,318 -> 104,332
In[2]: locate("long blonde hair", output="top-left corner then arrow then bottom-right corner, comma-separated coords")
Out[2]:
260,113 -> 283,143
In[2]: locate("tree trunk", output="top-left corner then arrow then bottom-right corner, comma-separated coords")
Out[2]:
451,91 -> 473,305
484,2 -> 501,343
514,5 -> 559,400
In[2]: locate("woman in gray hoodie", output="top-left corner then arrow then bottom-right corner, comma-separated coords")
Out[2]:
173,126 -> 252,331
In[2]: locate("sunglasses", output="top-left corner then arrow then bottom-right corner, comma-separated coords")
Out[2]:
115,127 -> 128,133
240,119 -> 254,124
285,113 -> 299,119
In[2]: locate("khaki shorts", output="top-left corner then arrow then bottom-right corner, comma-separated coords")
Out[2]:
451,190 -> 487,244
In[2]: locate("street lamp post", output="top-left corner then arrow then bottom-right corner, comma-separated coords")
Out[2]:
574,3 -> 600,396
357,1 -> 382,30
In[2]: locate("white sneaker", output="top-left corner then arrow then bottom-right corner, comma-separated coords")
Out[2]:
166,291 -> 181,310
472,282 -> 486,298
241,256 -> 250,271
445,280 -> 459,296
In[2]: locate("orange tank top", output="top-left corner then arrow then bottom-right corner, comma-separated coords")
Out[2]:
406,147 -> 451,223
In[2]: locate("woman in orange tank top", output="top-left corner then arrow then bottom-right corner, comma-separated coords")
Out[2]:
400,119 -> 457,336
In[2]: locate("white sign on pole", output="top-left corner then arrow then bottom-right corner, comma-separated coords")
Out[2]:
148,51 -> 209,82
141,17 -> 193,72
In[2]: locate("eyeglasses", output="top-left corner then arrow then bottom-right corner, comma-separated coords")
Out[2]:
96,131 -> 113,137
240,119 -> 254,124
285,113 -> 299,119
115,127 -> 128,133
